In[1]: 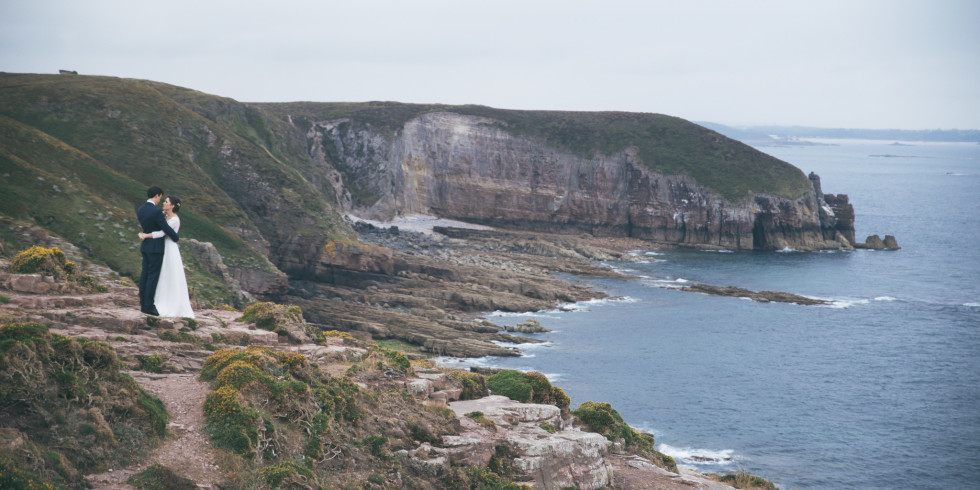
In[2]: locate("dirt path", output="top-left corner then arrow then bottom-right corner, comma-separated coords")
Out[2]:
86,373 -> 223,489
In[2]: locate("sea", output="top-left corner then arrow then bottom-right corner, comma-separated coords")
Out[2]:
437,140 -> 980,489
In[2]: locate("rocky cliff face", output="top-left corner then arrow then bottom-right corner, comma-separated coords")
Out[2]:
301,111 -> 852,250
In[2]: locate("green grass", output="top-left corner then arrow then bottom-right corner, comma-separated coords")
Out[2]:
0,72 -> 353,293
375,338 -> 427,357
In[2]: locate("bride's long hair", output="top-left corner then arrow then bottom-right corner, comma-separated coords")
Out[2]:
167,196 -> 181,214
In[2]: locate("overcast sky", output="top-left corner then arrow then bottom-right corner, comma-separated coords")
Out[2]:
2,0 -> 978,130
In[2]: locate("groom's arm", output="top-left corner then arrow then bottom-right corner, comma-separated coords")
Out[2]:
152,210 -> 179,242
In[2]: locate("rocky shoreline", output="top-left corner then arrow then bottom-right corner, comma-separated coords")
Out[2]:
0,256 -> 750,489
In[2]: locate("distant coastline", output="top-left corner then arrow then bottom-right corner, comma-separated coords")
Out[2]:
700,122 -> 980,146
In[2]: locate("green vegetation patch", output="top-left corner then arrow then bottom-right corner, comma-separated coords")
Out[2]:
486,370 -> 570,415
465,411 -> 497,432
462,465 -> 530,490
237,302 -> 303,333
449,370 -> 489,400
261,460 -> 316,488
200,346 -> 359,458
712,470 -> 780,490
571,400 -> 676,472
127,463 -> 197,490
346,344 -> 415,376
0,322 -> 168,474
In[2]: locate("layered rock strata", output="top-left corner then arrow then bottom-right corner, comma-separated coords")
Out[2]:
302,112 -> 860,251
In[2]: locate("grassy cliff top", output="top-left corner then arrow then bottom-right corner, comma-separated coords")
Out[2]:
257,101 -> 812,203
0,73 -> 353,301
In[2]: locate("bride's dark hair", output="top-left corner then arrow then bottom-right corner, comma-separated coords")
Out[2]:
168,196 -> 182,213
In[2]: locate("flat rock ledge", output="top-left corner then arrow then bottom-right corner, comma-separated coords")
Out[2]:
682,283 -> 830,306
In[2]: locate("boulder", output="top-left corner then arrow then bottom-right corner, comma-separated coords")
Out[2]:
864,234 -> 885,250
443,396 -> 613,489
505,318 -> 551,333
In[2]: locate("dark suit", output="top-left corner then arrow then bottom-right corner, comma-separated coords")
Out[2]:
137,200 -> 179,313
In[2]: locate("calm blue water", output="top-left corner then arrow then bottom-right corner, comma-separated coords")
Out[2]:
439,141 -> 980,489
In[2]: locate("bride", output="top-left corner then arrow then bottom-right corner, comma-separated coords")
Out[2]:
139,196 -> 194,319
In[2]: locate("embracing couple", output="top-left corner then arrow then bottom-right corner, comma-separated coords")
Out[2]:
136,186 -> 194,319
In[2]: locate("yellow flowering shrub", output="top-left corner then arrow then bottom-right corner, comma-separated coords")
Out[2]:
200,346 -> 271,381
214,360 -> 268,391
10,246 -> 71,278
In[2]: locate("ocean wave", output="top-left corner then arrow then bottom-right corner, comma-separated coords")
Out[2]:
640,277 -> 690,289
555,296 -> 638,312
491,340 -> 553,349
700,249 -> 734,253
433,356 -> 494,370
965,302 -> 980,308
627,250 -> 665,257
611,267 -> 646,275
656,444 -> 736,466
487,310 -> 561,319
776,247 -> 801,253
874,296 -> 897,302
822,297 -> 871,309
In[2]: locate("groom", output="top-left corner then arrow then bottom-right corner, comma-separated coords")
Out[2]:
137,186 -> 179,315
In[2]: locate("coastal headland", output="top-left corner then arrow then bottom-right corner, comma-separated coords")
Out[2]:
0,72 -> 900,488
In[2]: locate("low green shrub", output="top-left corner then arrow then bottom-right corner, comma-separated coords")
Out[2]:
571,400 -> 672,471
465,411 -> 497,431
361,435 -> 388,457
262,461 -> 315,488
463,466 -> 529,489
127,463 -> 197,490
716,470 -> 780,490
486,370 -> 570,414
486,370 -> 532,402
237,302 -> 302,332
138,354 -> 164,373
449,370 -> 488,400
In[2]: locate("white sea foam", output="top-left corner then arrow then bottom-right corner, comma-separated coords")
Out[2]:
346,213 -> 490,235
487,310 -> 560,319
700,249 -> 734,253
433,356 -> 493,370
628,250 -> 665,257
776,247 -> 801,253
491,340 -> 554,351
822,297 -> 871,309
556,296 -> 637,312
965,302 -> 980,308
874,296 -> 897,302
657,444 -> 736,466
641,277 -> 690,289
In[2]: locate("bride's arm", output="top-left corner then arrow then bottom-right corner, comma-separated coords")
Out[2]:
138,217 -> 178,240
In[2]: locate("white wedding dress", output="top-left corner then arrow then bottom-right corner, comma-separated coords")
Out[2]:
152,215 -> 195,319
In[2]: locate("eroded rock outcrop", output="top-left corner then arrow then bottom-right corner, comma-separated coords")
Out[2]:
300,111 -> 857,251
442,396 -> 614,489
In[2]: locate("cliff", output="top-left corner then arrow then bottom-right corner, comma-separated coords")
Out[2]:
1,72 -> 870,308
257,106 -> 855,251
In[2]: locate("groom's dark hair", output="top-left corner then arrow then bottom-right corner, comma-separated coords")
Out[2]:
147,186 -> 164,199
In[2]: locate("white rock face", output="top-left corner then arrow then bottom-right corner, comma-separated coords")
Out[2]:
437,395 -> 613,489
